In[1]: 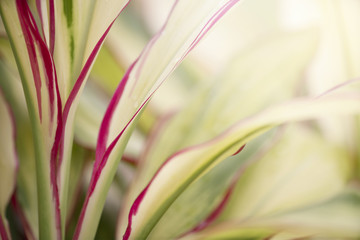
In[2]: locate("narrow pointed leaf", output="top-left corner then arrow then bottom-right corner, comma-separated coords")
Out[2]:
0,1 -> 63,238
50,0 -> 129,232
74,1 -> 242,239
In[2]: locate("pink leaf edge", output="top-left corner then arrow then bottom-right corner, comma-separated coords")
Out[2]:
16,1 -> 63,239
74,0 -> 241,238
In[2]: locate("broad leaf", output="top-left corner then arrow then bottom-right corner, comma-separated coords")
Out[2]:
118,29 -> 318,239
121,81 -> 360,239
222,125 -> 351,220
183,188 -> 360,239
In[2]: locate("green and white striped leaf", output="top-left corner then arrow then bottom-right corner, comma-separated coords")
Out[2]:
53,0 -> 130,98
0,2 -> 62,238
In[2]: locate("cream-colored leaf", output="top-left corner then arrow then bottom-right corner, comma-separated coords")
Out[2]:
117,29 -> 318,237
182,189 -> 360,240
106,0 -> 242,148
122,83 -> 360,239
222,125 -> 351,220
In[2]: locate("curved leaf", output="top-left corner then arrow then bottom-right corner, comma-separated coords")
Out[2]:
122,81 -> 360,239
74,1 -> 242,239
183,188 -> 360,240
117,29 -> 318,238
222,125 -> 351,220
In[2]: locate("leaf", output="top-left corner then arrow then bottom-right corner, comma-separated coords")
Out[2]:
116,29 -> 318,238
0,1 -> 64,238
183,188 -> 360,240
74,1 -> 242,239
2,0 -> 133,237
0,89 -> 18,240
0,40 -> 38,239
96,0 -> 242,168
122,81 -> 360,239
73,80 -> 108,149
222,125 -> 352,221
303,1 -> 360,174
56,3 -> 131,227
53,0 -> 130,99
132,29 -> 319,195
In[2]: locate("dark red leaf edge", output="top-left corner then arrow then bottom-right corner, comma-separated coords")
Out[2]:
122,140 -> 245,240
16,0 -> 132,238
49,0 -> 55,55
177,127 -> 289,238
121,1 -> 240,238
35,0 -> 55,55
95,0 -> 240,161
94,0 -> 242,179
74,0 -> 241,238
178,146 -> 246,238
16,1 -> 63,239
58,20 -> 116,166
172,79 -> 360,238
175,0 -> 241,66
17,0 -> 43,121
115,111 -> 176,237
73,1 -> 181,236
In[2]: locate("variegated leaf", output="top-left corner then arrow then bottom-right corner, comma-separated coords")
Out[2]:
121,81 -> 360,239
182,188 -> 360,240
117,29 -> 318,239
74,1 -> 242,239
